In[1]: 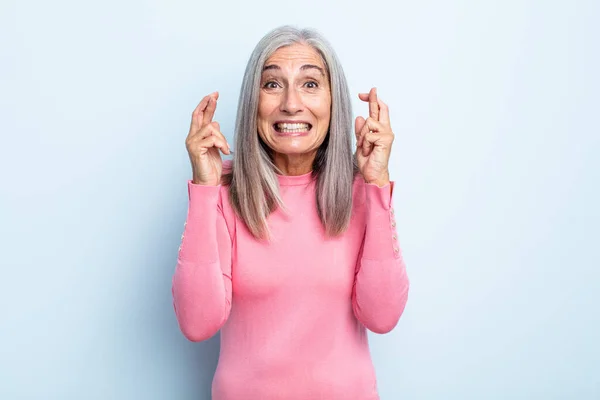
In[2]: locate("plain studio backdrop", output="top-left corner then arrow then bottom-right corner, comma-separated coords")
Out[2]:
1,0 -> 598,399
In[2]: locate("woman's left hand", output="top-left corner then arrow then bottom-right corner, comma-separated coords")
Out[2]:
355,87 -> 394,187
354,88 -> 394,187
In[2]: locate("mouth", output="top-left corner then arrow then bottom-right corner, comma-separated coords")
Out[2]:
273,122 -> 312,136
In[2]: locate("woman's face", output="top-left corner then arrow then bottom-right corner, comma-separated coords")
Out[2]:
257,43 -> 331,159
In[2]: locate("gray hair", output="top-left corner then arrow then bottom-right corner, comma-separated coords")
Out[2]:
223,25 -> 357,240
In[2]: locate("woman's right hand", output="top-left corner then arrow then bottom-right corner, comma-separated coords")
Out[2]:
186,92 -> 232,186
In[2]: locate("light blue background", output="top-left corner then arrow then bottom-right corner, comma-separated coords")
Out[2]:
1,0 -> 598,399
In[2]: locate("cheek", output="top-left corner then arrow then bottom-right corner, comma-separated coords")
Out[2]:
258,93 -> 278,112
257,102 -> 271,134
312,95 -> 331,123
257,99 -> 279,127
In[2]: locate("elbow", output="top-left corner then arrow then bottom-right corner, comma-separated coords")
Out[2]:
360,308 -> 403,334
367,313 -> 402,334
180,324 -> 220,342
353,304 -> 400,334
176,312 -> 225,342
373,272 -> 410,334
171,279 -> 231,342
173,301 -> 228,342
355,285 -> 410,334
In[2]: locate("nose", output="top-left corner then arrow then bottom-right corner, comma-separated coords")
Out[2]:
280,87 -> 303,114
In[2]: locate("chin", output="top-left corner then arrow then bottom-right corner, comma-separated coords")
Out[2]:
266,134 -> 317,153
271,144 -> 314,156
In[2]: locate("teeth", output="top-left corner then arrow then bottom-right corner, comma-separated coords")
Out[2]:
276,123 -> 310,131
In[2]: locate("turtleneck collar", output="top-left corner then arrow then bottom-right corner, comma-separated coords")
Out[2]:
276,170 -> 315,186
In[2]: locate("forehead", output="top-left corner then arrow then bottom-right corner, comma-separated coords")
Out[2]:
263,43 -> 326,71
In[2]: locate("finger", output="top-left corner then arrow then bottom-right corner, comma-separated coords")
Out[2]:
379,98 -> 390,125
365,117 -> 384,130
358,118 -> 371,156
361,129 -> 374,157
354,111 -> 386,146
368,87 -> 379,121
357,117 -> 368,148
202,92 -> 219,127
355,116 -> 366,143
193,117 -> 216,140
209,122 -> 232,153
190,95 -> 212,134
196,121 -> 226,142
359,91 -> 389,125
361,130 -> 383,157
357,117 -> 384,147
198,133 -> 230,156
204,122 -> 231,153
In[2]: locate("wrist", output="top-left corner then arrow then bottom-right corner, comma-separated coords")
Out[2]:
192,176 -> 220,186
365,173 -> 390,187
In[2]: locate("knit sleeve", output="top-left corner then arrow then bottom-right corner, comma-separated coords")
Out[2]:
351,181 -> 410,334
171,180 -> 233,341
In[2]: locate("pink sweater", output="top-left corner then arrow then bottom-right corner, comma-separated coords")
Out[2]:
172,164 -> 409,400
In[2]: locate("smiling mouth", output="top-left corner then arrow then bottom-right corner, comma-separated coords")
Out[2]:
273,122 -> 312,134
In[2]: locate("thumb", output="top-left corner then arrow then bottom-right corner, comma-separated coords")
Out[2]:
355,116 -> 366,142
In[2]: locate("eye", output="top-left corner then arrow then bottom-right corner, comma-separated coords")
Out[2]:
305,81 -> 319,89
263,81 -> 280,89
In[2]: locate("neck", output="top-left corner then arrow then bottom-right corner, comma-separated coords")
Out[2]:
273,151 -> 316,176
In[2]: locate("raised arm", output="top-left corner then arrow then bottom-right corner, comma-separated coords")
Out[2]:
352,88 -> 410,333
172,92 -> 234,341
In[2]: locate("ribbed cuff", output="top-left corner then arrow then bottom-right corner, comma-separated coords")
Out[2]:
187,180 -> 221,220
179,180 -> 223,262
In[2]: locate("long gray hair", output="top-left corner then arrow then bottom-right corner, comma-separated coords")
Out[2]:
223,25 -> 358,240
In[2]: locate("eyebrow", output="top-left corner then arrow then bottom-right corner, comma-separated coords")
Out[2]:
262,64 -> 326,77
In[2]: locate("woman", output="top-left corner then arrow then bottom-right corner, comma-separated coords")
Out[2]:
172,25 -> 409,400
